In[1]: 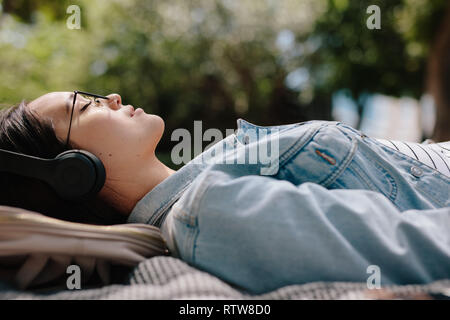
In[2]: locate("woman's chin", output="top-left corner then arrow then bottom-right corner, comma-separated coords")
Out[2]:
146,114 -> 165,140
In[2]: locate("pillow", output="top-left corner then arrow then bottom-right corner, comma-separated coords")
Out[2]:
0,205 -> 168,290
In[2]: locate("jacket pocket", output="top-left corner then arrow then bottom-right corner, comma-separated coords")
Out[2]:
329,137 -> 398,203
278,123 -> 357,187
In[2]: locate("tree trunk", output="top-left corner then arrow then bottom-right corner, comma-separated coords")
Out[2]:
427,3 -> 450,141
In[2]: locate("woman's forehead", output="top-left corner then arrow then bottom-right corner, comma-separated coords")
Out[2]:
30,91 -> 71,106
28,92 -> 72,116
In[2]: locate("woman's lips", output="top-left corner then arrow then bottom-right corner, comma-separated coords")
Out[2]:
134,108 -> 143,116
124,105 -> 144,117
125,105 -> 135,117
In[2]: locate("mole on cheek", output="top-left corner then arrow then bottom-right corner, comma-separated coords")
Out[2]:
109,153 -> 112,157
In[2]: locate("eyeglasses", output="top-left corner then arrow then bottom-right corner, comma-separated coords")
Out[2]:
65,91 -> 109,147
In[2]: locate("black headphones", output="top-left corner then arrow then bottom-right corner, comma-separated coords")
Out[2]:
0,148 -> 106,202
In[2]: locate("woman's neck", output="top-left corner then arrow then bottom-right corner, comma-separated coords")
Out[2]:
101,156 -> 176,216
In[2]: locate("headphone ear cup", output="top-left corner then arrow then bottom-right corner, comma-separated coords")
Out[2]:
53,150 -> 106,201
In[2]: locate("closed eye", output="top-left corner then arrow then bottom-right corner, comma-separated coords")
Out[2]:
80,101 -> 92,112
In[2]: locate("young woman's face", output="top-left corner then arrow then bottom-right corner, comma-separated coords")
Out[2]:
28,91 -> 164,162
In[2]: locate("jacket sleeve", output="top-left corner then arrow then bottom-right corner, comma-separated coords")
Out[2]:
169,170 -> 450,294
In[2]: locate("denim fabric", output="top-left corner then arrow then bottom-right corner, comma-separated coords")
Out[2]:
129,119 -> 450,294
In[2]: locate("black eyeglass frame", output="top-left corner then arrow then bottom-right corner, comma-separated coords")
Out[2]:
65,90 -> 109,147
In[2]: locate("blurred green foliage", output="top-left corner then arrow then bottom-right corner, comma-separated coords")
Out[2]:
0,0 -> 447,156
305,0 -> 448,126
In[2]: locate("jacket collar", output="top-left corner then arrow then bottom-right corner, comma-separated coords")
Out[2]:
127,119 -> 248,227
127,163 -> 200,227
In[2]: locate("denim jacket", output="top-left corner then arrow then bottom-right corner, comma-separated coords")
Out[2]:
128,120 -> 450,294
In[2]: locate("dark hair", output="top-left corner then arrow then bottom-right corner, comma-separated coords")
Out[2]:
0,101 -> 127,225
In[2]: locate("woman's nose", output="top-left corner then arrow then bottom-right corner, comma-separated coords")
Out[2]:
106,93 -> 122,110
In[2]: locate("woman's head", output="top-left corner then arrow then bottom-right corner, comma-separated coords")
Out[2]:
28,91 -> 165,171
0,91 -> 170,224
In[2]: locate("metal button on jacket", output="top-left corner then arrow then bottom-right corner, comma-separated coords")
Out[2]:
410,166 -> 423,178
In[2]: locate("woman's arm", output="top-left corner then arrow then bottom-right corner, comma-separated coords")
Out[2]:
168,170 -> 450,294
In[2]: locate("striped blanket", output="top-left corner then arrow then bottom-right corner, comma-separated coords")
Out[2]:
0,256 -> 449,300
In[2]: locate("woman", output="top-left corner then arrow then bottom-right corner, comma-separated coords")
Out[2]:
1,91 -> 449,294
